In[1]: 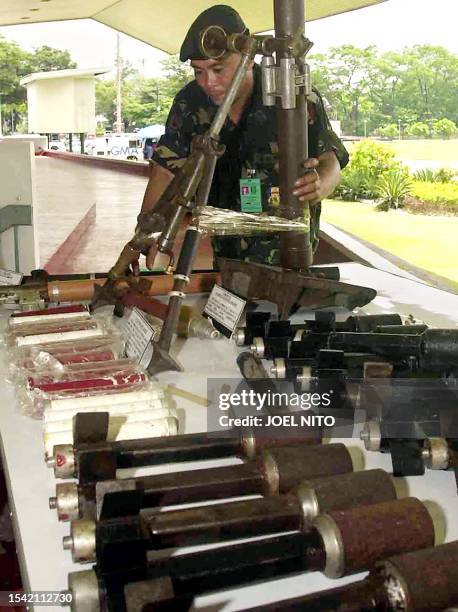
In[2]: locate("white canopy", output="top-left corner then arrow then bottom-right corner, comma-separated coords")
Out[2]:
0,1 -> 388,54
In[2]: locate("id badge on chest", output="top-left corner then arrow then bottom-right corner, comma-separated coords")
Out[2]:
240,178 -> 262,213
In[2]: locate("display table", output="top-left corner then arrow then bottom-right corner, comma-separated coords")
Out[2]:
1,262 -> 457,611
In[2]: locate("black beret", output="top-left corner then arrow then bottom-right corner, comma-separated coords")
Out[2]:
180,5 -> 248,62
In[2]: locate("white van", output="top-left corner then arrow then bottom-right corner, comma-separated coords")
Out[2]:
85,134 -> 143,160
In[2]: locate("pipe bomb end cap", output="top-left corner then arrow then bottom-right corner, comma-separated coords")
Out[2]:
422,438 -> 451,471
68,570 -> 100,612
295,482 -> 320,522
54,482 -> 80,522
66,519 -> 96,564
52,444 -> 75,479
234,328 -> 246,346
312,514 -> 345,578
251,337 -> 265,357
359,420 -> 381,451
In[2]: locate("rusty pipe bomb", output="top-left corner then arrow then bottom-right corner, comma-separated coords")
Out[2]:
51,443 -> 353,522
66,469 -> 395,564
241,541 -> 458,612
139,468 -> 395,551
67,497 -> 435,611
49,421 -> 322,481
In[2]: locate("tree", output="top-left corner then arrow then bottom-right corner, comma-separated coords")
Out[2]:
0,35 -> 32,132
95,79 -> 116,127
160,54 -> 193,99
378,124 -> 399,139
309,45 -> 378,135
309,43 -> 458,137
0,36 -> 79,133
406,122 -> 430,138
27,45 -> 77,72
433,118 -> 457,139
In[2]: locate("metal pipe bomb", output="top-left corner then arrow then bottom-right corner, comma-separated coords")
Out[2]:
50,443 -> 353,522
241,540 -> 458,612
67,497 -> 435,612
66,469 -> 396,564
48,420 -> 322,482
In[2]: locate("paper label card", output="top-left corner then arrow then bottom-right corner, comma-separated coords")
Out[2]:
123,307 -> 158,369
204,285 -> 245,338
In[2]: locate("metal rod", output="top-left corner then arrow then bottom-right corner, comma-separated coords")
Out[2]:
209,52 -> 255,137
274,0 -> 312,270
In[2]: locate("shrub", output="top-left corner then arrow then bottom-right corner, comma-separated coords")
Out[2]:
406,122 -> 430,138
412,168 -> 436,182
433,118 -> 457,139
411,181 -> 458,206
335,140 -> 405,201
335,168 -> 376,201
376,171 -> 412,210
412,167 -> 457,183
434,167 -> 457,183
378,124 -> 399,139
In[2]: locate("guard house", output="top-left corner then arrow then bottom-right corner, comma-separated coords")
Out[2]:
20,67 -> 110,149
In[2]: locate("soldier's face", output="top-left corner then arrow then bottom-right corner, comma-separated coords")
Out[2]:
191,53 -> 252,106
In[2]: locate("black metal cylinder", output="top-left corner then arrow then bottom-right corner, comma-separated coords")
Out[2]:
346,313 -> 403,332
114,431 -> 241,469
376,541 -> 458,611
148,531 -> 325,596
328,332 -> 421,359
138,463 -> 263,507
142,494 -> 302,549
376,324 -> 428,335
421,329 -> 458,369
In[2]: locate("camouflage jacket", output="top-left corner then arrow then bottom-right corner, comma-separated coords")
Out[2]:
152,64 -> 349,264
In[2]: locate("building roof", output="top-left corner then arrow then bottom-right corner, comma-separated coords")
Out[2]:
20,67 -> 111,87
0,0 -> 387,54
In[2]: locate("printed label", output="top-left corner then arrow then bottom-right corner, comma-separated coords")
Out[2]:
123,307 -> 158,369
204,285 -> 245,337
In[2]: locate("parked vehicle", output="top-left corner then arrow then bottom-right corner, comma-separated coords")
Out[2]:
84,133 -> 143,160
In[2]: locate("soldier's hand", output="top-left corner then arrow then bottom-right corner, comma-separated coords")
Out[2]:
292,158 -> 321,203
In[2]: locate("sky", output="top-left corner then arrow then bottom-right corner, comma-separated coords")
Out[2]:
0,0 -> 456,81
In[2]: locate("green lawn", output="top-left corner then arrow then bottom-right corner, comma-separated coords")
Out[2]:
344,138 -> 458,162
321,200 -> 458,286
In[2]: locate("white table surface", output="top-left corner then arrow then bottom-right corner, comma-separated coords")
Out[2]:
1,262 -> 458,611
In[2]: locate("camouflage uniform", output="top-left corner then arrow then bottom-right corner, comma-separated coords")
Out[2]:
152,64 -> 349,265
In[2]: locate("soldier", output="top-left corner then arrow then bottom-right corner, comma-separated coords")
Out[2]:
136,4 -> 349,271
